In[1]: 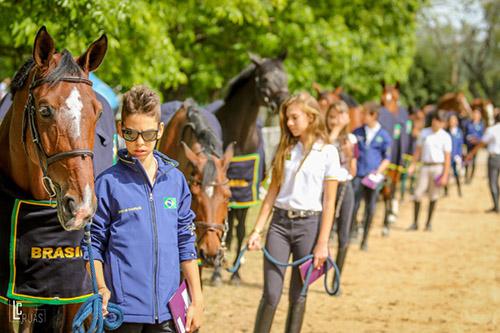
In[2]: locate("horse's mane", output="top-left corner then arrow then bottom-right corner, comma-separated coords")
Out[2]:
10,50 -> 83,96
187,105 -> 223,157
186,105 -> 223,187
339,92 -> 359,107
224,64 -> 256,101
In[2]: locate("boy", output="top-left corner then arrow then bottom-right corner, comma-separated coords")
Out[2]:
408,110 -> 452,231
351,102 -> 392,251
84,85 -> 203,332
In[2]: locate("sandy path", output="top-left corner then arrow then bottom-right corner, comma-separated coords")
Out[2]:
201,151 -> 499,332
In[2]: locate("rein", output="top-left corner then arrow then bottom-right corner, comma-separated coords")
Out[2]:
72,223 -> 124,332
22,74 -> 95,198
228,246 -> 340,297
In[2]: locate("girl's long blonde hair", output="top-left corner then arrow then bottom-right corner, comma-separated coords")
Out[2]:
272,92 -> 329,183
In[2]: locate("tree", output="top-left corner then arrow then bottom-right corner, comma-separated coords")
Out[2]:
0,0 -> 422,103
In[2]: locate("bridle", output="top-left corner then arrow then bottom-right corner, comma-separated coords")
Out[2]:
22,73 -> 95,198
254,67 -> 287,111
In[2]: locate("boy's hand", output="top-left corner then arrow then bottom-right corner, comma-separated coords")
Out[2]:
98,286 -> 111,317
185,302 -> 203,332
408,163 -> 416,176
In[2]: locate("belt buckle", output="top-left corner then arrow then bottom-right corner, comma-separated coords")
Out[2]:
287,210 -> 299,219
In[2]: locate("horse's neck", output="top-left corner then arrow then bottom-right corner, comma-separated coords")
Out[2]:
0,88 -> 46,199
383,100 -> 399,114
217,79 -> 261,155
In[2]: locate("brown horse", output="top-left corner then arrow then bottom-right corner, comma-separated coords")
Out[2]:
215,53 -> 289,284
0,27 -> 107,332
313,83 -> 362,131
157,101 -> 234,285
378,81 -> 412,235
472,98 -> 495,127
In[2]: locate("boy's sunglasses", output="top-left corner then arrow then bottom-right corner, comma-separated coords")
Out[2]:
121,126 -> 159,142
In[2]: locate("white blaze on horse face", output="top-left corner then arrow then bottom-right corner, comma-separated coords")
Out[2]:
63,87 -> 83,138
385,92 -> 393,102
205,185 -> 214,198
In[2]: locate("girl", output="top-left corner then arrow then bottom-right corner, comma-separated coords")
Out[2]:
351,102 -> 392,251
464,108 -> 484,183
408,110 -> 452,231
247,92 -> 340,333
325,100 -> 357,290
85,86 -> 203,333
446,113 -> 464,197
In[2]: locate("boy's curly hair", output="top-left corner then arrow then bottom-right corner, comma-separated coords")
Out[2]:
121,85 -> 160,121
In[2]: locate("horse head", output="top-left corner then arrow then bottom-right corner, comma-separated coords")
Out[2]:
380,80 -> 400,113
6,26 -> 107,230
183,141 -> 234,266
249,52 -> 289,111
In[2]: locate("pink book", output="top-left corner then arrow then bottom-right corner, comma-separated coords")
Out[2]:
168,280 -> 191,333
361,172 -> 384,190
434,174 -> 444,187
299,258 -> 332,286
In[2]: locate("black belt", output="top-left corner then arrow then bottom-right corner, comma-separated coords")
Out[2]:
422,162 -> 444,166
274,207 -> 321,220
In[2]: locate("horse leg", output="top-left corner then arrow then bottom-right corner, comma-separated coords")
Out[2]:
0,303 -> 16,333
226,210 -> 236,252
230,208 -> 248,285
210,262 -> 223,287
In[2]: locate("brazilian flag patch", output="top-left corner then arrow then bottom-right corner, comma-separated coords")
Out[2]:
163,197 -> 177,209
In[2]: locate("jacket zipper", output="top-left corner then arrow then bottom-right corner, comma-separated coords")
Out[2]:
149,189 -> 160,322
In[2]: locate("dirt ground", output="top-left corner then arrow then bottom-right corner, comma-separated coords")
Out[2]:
201,151 -> 499,333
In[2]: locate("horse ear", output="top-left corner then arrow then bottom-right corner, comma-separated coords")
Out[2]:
312,82 -> 322,96
249,53 -> 263,66
334,86 -> 343,94
181,141 -> 201,167
222,142 -> 235,171
277,50 -> 287,61
77,34 -> 108,72
395,81 -> 401,90
380,79 -> 386,88
33,26 -> 55,68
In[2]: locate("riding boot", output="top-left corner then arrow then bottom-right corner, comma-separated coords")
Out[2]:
284,297 -> 307,333
407,201 -> 420,231
360,214 -> 372,251
253,298 -> 277,333
425,200 -> 437,231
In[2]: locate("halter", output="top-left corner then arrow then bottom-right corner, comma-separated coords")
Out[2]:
22,74 -> 94,198
254,68 -> 287,110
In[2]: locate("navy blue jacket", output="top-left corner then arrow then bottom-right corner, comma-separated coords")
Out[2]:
464,120 -> 485,149
353,126 -> 392,177
448,127 -> 464,159
379,106 -> 412,165
83,149 -> 197,323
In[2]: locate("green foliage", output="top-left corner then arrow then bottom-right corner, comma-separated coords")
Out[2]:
0,0 -> 422,103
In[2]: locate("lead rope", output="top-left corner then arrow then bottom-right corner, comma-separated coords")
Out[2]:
72,222 -> 124,333
227,246 -> 340,297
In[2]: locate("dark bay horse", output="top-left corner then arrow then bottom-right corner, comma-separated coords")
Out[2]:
0,26 -> 107,333
157,101 -> 234,286
215,53 -> 289,284
313,83 -> 362,131
378,81 -> 412,236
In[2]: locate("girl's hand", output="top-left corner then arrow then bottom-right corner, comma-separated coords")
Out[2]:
312,241 -> 328,270
185,302 -> 204,332
247,231 -> 262,251
98,286 -> 111,317
408,163 -> 416,176
439,174 -> 449,187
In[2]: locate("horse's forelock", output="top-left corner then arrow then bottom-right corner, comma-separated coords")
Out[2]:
201,156 -> 217,189
44,49 -> 84,85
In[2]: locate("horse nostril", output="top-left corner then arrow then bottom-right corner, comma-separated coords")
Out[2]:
63,195 -> 76,216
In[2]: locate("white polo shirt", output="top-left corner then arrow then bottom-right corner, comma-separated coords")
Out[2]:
481,123 -> 500,154
274,140 -> 341,212
417,128 -> 452,163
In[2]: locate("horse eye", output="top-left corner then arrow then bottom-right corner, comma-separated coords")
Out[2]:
39,106 -> 53,118
97,110 -> 103,120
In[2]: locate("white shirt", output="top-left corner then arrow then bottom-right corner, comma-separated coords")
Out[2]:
417,128 -> 452,163
364,122 -> 381,146
333,133 -> 358,182
482,123 -> 500,154
275,141 -> 341,211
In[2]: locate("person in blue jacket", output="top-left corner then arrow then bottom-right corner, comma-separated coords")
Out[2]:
84,85 -> 203,333
446,113 -> 464,197
464,108 -> 485,184
351,102 -> 392,251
